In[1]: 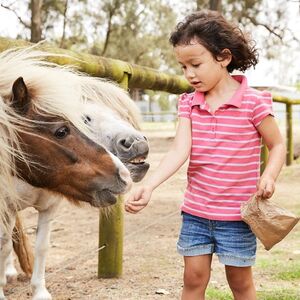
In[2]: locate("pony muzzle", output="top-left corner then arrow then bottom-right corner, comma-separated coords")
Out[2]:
93,189 -> 118,207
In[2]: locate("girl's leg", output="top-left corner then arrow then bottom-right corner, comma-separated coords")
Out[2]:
225,265 -> 256,300
182,254 -> 212,300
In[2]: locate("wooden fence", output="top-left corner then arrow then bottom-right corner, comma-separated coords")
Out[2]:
0,37 -> 299,278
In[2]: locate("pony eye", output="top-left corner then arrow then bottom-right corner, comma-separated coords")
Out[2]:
55,126 -> 70,139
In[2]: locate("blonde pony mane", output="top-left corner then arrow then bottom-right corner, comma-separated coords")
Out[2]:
0,46 -> 141,229
0,99 -> 26,230
78,76 -> 141,129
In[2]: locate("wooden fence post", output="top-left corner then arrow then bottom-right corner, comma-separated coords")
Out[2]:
286,103 -> 293,166
98,73 -> 129,278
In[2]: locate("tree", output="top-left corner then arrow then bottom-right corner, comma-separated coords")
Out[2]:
194,0 -> 299,47
85,0 -> 177,69
1,0 -> 299,81
1,0 -> 86,45
30,0 -> 43,42
197,0 -> 222,11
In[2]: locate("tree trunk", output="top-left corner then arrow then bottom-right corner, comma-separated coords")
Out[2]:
31,0 -> 43,42
101,1 -> 121,56
197,0 -> 222,11
60,0 -> 69,48
209,0 -> 222,11
101,10 -> 113,56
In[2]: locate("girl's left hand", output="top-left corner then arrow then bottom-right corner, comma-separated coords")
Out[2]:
256,175 -> 275,199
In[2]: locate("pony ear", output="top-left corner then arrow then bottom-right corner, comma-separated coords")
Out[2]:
11,77 -> 30,114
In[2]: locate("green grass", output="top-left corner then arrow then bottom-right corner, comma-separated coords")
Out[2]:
206,287 -> 300,300
206,259 -> 300,299
256,258 -> 300,281
257,290 -> 300,300
206,287 -> 232,300
276,262 -> 300,280
256,258 -> 281,269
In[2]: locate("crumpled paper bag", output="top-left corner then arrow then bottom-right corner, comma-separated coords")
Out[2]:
241,195 -> 299,250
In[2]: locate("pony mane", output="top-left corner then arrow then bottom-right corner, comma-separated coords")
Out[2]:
0,100 -> 25,230
0,46 -> 142,229
78,76 -> 141,129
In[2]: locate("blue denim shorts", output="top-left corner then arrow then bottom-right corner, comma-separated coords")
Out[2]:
177,212 -> 257,267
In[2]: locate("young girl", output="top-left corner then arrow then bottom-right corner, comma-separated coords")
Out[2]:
125,10 -> 286,300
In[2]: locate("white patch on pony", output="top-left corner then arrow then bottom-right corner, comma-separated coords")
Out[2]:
109,152 -> 132,192
5,252 -> 17,282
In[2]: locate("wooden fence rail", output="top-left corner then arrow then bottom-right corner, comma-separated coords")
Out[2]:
0,37 -> 299,279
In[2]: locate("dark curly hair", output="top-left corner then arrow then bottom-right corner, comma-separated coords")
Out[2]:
169,10 -> 258,73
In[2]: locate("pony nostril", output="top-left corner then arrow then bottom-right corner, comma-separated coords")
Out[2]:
143,135 -> 148,141
118,138 -> 132,149
120,139 -> 126,147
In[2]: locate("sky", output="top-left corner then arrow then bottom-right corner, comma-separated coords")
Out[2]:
0,1 -> 299,87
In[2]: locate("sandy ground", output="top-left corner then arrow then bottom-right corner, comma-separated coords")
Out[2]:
4,129 -> 300,300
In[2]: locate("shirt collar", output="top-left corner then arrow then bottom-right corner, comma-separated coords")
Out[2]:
191,75 -> 248,108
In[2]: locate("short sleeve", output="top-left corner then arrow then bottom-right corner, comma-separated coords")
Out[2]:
177,93 -> 192,119
252,91 -> 274,127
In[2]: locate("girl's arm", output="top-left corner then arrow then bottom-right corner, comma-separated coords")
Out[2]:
125,117 -> 192,213
257,115 -> 286,199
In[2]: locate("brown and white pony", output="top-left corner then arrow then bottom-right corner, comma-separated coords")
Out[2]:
0,47 -> 149,300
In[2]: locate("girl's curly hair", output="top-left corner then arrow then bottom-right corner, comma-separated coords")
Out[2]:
169,10 -> 258,73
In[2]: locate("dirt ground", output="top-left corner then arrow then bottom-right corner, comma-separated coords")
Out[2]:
5,129 -> 300,300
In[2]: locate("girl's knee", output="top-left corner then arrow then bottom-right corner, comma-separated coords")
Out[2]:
183,268 -> 210,289
228,276 -> 253,293
183,255 -> 212,290
226,267 -> 254,294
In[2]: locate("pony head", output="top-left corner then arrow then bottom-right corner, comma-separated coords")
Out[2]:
0,46 -> 151,228
9,76 -> 132,207
82,101 -> 150,182
0,47 -> 137,221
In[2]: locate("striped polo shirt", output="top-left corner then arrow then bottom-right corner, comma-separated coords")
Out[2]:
178,75 -> 274,221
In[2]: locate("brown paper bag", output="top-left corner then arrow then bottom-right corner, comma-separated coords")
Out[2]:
241,195 -> 300,250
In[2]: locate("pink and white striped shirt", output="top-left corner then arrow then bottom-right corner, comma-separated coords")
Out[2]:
178,75 -> 274,221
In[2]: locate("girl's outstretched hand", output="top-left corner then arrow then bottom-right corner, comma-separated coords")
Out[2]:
125,185 -> 153,214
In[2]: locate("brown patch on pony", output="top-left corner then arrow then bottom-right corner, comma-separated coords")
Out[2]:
12,214 -> 34,277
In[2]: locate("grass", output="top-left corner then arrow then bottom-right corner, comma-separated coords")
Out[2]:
206,287 -> 300,300
207,257 -> 300,299
256,256 -> 300,280
257,257 -> 281,268
206,287 -> 232,300
276,262 -> 300,280
257,290 -> 300,300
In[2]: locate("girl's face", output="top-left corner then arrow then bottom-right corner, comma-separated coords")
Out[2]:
174,40 -> 230,92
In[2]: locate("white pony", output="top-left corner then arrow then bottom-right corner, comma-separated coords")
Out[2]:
0,47 -> 149,300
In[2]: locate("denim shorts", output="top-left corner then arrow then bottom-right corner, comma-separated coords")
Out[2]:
177,212 -> 257,267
